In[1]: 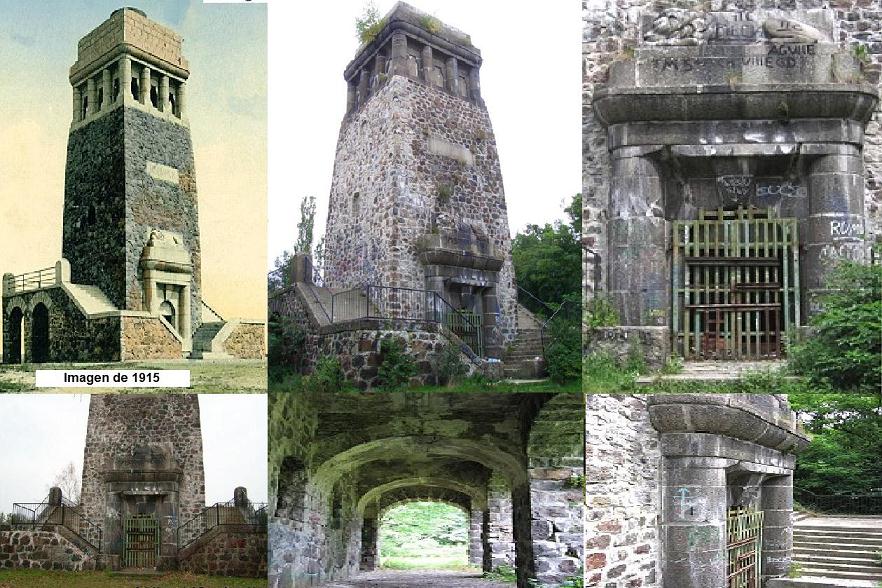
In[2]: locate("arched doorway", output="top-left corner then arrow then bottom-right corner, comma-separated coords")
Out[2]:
159,300 -> 176,332
31,303 -> 49,363
8,307 -> 24,364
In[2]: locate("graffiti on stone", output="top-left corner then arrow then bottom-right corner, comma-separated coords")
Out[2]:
717,175 -> 753,206
756,180 -> 807,200
644,9 -> 708,46
830,220 -> 864,239
820,242 -> 865,263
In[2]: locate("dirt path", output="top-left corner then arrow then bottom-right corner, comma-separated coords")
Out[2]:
322,570 -> 513,587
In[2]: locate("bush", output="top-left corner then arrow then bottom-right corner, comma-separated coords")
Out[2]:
435,344 -> 468,386
268,312 -> 305,381
355,3 -> 385,44
788,257 -> 881,392
301,355 -> 346,393
545,313 -> 581,384
376,338 -> 418,390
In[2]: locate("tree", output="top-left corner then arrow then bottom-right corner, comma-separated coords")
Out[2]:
511,193 -> 582,315
789,393 -> 882,495
788,254 -> 881,392
48,461 -> 80,504
270,195 -> 319,293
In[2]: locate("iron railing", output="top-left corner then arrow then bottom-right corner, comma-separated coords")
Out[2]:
176,500 -> 267,550
330,285 -> 484,357
516,285 -> 580,354
3,266 -> 56,294
795,489 -> 882,515
11,499 -> 102,552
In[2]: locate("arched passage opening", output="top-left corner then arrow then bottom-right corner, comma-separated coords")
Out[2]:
31,302 -> 49,363
377,501 -> 469,571
7,307 -> 24,364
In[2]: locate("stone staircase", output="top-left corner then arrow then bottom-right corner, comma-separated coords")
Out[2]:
503,304 -> 550,379
65,283 -> 117,315
189,321 -> 227,359
792,520 -> 882,584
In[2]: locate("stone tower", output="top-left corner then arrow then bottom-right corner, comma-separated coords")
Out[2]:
79,395 -> 205,569
322,2 -> 517,357
62,7 -> 201,348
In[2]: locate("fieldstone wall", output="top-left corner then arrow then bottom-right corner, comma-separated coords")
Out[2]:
62,108 -> 128,310
120,315 -> 181,360
585,394 -> 662,588
0,529 -> 95,571
527,394 -> 585,586
80,395 -> 205,562
223,322 -> 266,359
178,525 -> 267,577
324,52 -> 517,350
2,287 -> 120,363
123,106 -> 202,333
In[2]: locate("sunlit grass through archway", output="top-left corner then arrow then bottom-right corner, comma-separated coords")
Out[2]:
378,501 -> 470,570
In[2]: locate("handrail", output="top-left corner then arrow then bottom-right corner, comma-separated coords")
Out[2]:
201,300 -> 224,322
11,501 -> 102,552
3,266 -> 56,294
795,488 -> 882,515
176,499 -> 268,550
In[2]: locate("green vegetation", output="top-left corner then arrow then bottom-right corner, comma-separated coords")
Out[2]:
0,360 -> 266,394
0,570 -> 265,588
483,565 -> 517,582
435,344 -> 469,387
787,256 -> 881,394
376,338 -> 418,390
790,393 -> 882,496
268,312 -> 305,381
356,2 -> 386,44
380,502 -> 468,570
787,562 -> 803,578
511,193 -> 582,385
419,15 -> 442,34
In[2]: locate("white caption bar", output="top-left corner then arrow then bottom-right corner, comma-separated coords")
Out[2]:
35,370 -> 190,388
204,0 -> 266,4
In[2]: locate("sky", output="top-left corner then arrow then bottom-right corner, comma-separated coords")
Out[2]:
267,0 -> 582,268
0,394 -> 268,514
0,0 -> 267,330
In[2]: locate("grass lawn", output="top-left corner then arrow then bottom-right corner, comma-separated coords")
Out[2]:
0,570 -> 265,588
0,360 -> 267,394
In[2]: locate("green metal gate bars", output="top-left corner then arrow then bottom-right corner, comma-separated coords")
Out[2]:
124,514 -> 160,569
727,507 -> 764,588
673,207 -> 800,360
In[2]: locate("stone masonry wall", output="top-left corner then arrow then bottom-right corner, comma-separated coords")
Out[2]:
583,0 -> 882,305
79,395 -> 205,542
2,287 -> 120,363
124,107 -> 202,333
223,322 -> 266,359
178,526 -> 267,577
585,394 -> 661,588
527,394 -> 585,587
120,315 -> 181,360
63,108 -> 127,310
0,529 -> 95,571
324,74 -> 518,346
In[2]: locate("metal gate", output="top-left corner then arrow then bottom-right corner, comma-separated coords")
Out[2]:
124,514 -> 159,568
727,507 -> 764,588
673,207 -> 800,360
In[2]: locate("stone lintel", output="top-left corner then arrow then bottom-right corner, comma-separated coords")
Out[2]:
660,433 -> 798,471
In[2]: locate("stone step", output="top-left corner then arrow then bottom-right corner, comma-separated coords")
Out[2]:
793,554 -> 881,567
795,559 -> 882,574
795,567 -> 882,582
796,525 -> 882,536
794,535 -> 882,544
794,548 -> 880,561
793,539 -> 879,551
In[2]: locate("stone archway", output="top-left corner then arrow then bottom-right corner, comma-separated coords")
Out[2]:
7,306 -> 24,364
31,302 -> 49,363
